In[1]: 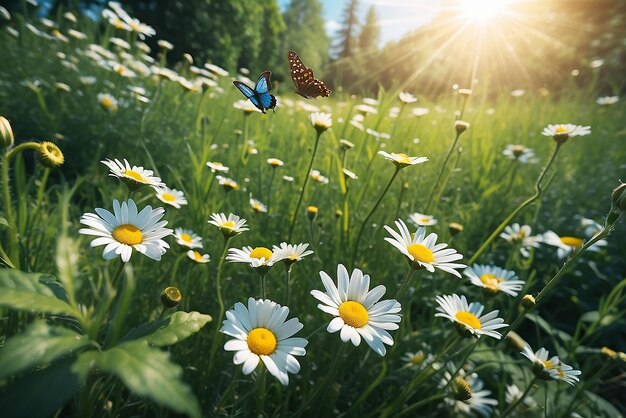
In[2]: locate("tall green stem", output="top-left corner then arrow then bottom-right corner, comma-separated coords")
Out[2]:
396,267 -> 416,299
1,152 -> 18,268
468,143 -> 562,265
501,220 -> 616,341
352,167 -> 400,264
208,236 -> 232,375
425,132 -> 461,213
288,131 -> 322,241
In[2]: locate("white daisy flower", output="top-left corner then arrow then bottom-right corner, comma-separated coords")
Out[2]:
155,187 -> 187,209
205,63 -> 229,77
79,199 -> 172,262
310,112 -> 332,132
97,93 -> 118,113
272,242 -> 313,266
216,175 -> 239,191
580,217 -> 603,238
463,264 -> 525,297
502,144 -> 538,164
221,298 -> 307,385
101,158 -> 164,191
399,91 -> 417,104
442,369 -> 498,417
310,264 -> 402,356
343,168 -> 358,181
435,294 -> 507,339
505,384 -> 537,410
208,213 -> 249,237
521,345 -> 581,385
596,96 -> 618,106
378,151 -> 428,168
187,250 -> 210,264
267,158 -> 284,167
206,161 -> 230,173
401,350 -> 435,370
408,212 -> 437,227
499,223 -> 542,258
384,219 -> 466,277
310,169 -> 329,184
282,175 -> 294,182
412,107 -> 430,117
541,124 -> 591,143
249,198 -> 268,213
227,246 -> 286,269
173,228 -> 202,249
362,97 -> 379,106
355,104 -> 378,115
542,230 -> 606,259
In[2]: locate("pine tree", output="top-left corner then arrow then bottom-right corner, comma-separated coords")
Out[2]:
358,5 -> 380,53
334,0 -> 360,59
281,0 -> 329,76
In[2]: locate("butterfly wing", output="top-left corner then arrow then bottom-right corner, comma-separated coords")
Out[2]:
233,79 -> 272,113
288,50 -> 331,99
258,92 -> 277,111
255,71 -> 273,94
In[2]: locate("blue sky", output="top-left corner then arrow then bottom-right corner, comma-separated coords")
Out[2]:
278,0 -> 441,45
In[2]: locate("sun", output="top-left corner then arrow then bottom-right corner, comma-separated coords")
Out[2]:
459,0 -> 512,24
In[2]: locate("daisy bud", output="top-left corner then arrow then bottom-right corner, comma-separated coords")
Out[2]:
453,377 -> 473,401
161,286 -> 182,308
455,120 -> 470,135
183,53 -> 193,65
618,352 -> 626,364
505,331 -> 527,351
402,182 -> 409,190
310,112 -> 332,135
448,222 -> 464,236
335,209 -> 343,218
340,139 -> 354,150
611,182 -> 626,213
601,347 -> 617,360
521,294 -> 536,310
458,88 -> 473,97
306,205 -> 318,221
0,116 -> 14,150
37,141 -> 64,168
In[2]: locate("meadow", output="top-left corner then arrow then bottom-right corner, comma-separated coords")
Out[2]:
0,3 -> 626,417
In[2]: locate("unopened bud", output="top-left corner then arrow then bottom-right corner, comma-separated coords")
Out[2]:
505,331 -> 527,351
455,120 -> 470,135
161,286 -> 182,308
611,182 -> 626,213
340,139 -> 354,150
521,294 -> 536,310
335,209 -> 343,218
601,347 -> 617,360
183,53 -> 193,65
37,141 -> 64,168
448,222 -> 464,236
306,205 -> 318,221
0,116 -> 14,150
453,377 -> 472,401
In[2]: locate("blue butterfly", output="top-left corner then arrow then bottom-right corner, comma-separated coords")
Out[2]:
233,71 -> 277,114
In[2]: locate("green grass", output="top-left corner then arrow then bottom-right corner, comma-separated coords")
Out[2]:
1,9 -> 626,418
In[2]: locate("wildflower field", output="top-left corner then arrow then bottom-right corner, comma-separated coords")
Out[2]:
0,1 -> 626,417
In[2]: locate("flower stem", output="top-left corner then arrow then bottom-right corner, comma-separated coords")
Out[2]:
396,267 -> 416,299
207,236 -> 231,376
500,376 -> 538,418
352,166 -> 400,264
425,132 -> 461,213
1,152 -> 18,268
468,143 -> 562,265
285,264 -> 292,306
288,131 -> 322,241
501,220 -> 615,341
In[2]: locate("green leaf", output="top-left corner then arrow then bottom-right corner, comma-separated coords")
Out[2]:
0,270 -> 78,317
0,321 -> 91,380
121,311 -> 212,347
0,215 -> 8,228
75,341 -> 201,418
0,358 -> 81,418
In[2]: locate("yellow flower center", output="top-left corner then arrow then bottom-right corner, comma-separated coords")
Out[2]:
395,153 -> 411,164
101,97 -> 113,107
222,220 -> 236,228
410,352 -> 425,365
543,360 -> 555,369
480,273 -> 502,291
512,145 -> 526,156
180,233 -> 192,243
338,301 -> 369,328
455,311 -> 481,330
419,217 -> 430,224
247,327 -> 277,355
122,170 -> 144,182
192,251 -> 203,261
249,247 -> 272,260
112,224 -> 143,245
555,126 -> 568,134
129,21 -> 141,32
560,236 -> 583,248
162,193 -> 175,202
407,244 -> 435,263
116,65 -> 126,75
